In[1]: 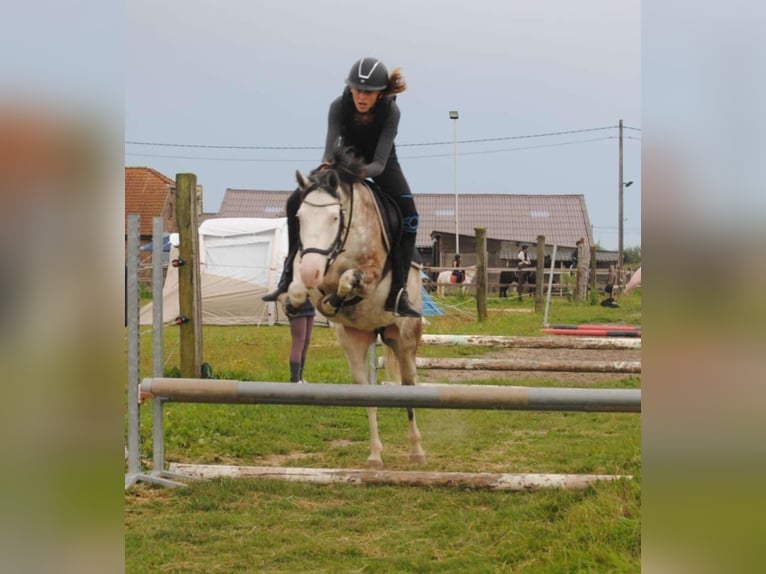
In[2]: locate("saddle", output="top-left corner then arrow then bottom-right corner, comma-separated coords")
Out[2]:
359,179 -> 401,271
450,269 -> 465,283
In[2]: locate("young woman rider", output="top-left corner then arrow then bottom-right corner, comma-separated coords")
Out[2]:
263,57 -> 421,318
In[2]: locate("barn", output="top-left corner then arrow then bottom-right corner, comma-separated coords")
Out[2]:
215,188 -> 615,269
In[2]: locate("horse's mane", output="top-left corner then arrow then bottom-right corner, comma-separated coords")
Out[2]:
331,144 -> 366,184
302,143 -> 365,201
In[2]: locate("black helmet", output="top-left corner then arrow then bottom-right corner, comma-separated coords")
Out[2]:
346,57 -> 388,91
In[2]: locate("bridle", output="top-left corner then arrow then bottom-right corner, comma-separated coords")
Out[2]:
298,181 -> 355,273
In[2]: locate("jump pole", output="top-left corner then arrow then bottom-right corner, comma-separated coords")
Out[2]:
141,378 -> 638,488
420,334 -> 641,350
377,357 -> 641,373
142,379 -> 640,412
167,464 -> 632,492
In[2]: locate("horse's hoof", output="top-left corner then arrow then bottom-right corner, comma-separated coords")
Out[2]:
409,453 -> 427,465
321,294 -> 343,316
366,457 -> 383,469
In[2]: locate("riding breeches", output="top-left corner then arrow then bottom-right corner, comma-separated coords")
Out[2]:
373,160 -> 419,235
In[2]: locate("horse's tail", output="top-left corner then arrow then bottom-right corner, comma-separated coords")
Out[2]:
382,345 -> 402,384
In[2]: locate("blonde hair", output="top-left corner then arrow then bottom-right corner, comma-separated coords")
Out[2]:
383,67 -> 407,96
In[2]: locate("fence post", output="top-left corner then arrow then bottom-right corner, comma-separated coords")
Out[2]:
176,173 -> 203,378
589,244 -> 598,303
475,227 -> 487,321
535,235 -> 545,312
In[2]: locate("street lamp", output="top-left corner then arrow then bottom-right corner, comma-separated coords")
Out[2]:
618,179 -> 633,278
449,110 -> 459,256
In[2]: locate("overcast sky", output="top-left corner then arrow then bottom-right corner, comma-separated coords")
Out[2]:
126,0 -> 641,250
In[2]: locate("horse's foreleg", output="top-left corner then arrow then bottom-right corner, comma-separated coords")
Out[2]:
366,407 -> 383,468
336,326 -> 383,467
382,330 -> 426,465
406,408 -> 425,464
336,269 -> 363,298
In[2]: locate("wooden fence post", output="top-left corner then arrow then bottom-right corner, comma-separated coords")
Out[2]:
535,235 -> 545,312
176,173 -> 202,378
475,227 -> 487,321
589,244 -> 598,303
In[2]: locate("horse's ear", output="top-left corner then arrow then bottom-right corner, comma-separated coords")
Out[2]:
296,170 -> 309,190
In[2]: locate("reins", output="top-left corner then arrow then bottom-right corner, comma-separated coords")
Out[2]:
299,180 -> 355,274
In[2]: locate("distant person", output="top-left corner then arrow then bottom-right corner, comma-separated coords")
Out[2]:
283,297 -> 315,384
451,253 -> 465,283
517,245 -> 531,268
515,245 -> 532,300
601,264 -> 620,308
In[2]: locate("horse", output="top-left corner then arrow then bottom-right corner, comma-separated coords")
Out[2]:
285,151 -> 425,468
435,266 -> 477,297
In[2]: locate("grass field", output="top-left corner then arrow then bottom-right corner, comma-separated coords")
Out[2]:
126,291 -> 641,573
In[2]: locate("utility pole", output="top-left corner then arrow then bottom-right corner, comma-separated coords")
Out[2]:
449,110 -> 459,256
618,119 -> 624,288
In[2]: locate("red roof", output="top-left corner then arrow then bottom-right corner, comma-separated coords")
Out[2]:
124,167 -> 175,236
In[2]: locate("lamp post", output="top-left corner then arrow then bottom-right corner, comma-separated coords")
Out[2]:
449,110 -> 459,256
619,180 -> 633,279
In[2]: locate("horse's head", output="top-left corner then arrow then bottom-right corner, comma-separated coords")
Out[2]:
294,168 -> 348,289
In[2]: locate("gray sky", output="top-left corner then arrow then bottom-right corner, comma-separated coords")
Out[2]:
126,0 -> 641,250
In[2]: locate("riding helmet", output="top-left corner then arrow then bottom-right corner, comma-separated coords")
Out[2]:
346,57 -> 389,91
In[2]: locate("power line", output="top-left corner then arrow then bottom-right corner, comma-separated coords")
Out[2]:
125,135 -> 634,163
125,124 -> 639,151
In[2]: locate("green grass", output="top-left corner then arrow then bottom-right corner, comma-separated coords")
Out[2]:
126,293 -> 641,573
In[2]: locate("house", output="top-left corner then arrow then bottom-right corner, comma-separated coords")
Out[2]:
216,189 -> 604,267
124,167 -> 181,284
124,167 -> 178,245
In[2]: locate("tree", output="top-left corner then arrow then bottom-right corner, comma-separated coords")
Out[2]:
623,245 -> 641,265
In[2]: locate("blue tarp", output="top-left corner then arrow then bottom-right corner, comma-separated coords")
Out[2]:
421,287 -> 444,316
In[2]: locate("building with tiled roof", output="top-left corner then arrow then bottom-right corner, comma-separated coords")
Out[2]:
217,188 -> 601,267
124,167 -> 178,240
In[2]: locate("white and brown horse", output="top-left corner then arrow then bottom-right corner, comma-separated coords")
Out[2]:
436,266 -> 477,297
285,154 -> 424,468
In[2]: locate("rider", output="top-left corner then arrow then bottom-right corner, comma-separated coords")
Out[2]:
262,57 -> 421,318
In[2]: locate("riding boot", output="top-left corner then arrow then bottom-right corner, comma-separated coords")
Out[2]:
262,247 -> 297,302
384,232 -> 421,318
289,361 -> 302,383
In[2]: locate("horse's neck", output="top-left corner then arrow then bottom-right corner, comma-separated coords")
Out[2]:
347,183 -> 385,252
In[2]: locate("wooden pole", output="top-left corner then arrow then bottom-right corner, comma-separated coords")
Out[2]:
420,334 -> 640,350
169,464 -> 632,491
175,173 -> 202,378
535,235 -> 545,312
475,227 -> 487,321
618,119 -> 624,288
589,244 -> 598,303
380,356 -> 641,373
142,378 -> 641,412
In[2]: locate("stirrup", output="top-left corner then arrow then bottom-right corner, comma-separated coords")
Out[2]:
385,289 -> 421,318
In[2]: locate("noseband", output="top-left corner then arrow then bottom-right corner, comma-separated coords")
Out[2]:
299,184 -> 354,271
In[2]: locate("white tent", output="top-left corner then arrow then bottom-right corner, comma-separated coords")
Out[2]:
140,217 -> 292,326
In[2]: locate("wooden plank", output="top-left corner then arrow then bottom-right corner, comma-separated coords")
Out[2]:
420,334 -> 641,350
169,464 -> 632,491
394,357 -> 641,373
